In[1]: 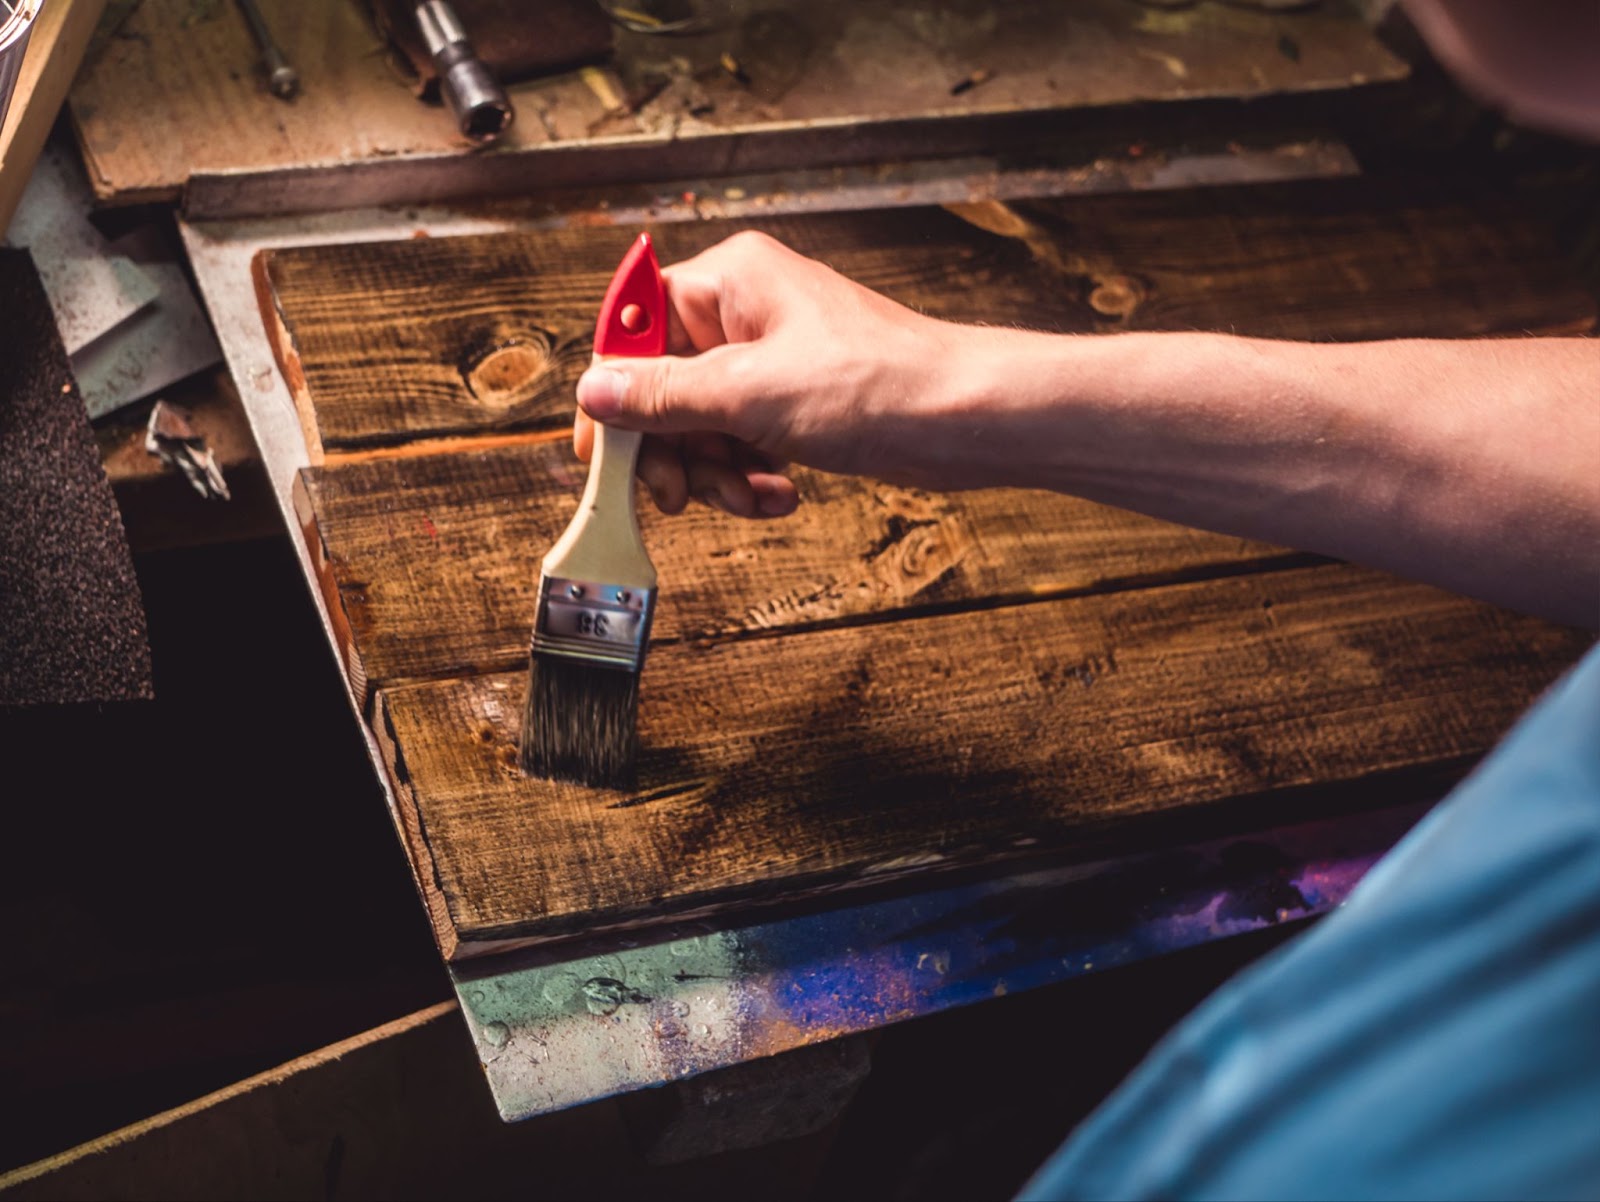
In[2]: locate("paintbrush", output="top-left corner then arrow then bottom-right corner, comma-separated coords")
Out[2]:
520,233 -> 667,787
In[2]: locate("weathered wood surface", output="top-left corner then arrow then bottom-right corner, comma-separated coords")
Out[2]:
272,181 -> 1598,960
375,565 -> 1589,958
297,441 -> 1297,705
70,0 -> 1403,210
258,209 -> 1084,454
0,1005 -> 456,1202
259,183 -> 1596,454
1008,183 -> 1600,341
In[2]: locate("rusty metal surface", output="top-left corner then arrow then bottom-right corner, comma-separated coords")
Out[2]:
190,132 -> 1358,226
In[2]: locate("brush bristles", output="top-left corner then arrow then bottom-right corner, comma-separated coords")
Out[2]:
520,652 -> 640,788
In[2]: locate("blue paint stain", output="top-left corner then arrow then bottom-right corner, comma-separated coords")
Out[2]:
732,803 -> 1430,1039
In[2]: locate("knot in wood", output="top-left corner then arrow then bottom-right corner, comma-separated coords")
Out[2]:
895,521 -> 944,578
1088,274 -> 1144,319
463,335 -> 553,409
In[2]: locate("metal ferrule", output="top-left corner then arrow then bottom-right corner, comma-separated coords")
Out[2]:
533,575 -> 655,672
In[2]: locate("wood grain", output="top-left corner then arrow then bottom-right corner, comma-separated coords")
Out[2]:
68,0 -> 1403,209
260,183 -> 1596,454
0,0 -> 107,234
260,208 -> 1082,452
375,565 -> 1589,958
1010,182 -> 1600,341
0,1000 -> 839,1202
276,185 -> 1598,961
296,440 -> 1299,705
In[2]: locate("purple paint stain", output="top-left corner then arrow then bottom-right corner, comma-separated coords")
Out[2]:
730,803 -> 1430,1042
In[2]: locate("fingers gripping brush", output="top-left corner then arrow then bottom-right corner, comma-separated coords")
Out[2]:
520,234 -> 666,786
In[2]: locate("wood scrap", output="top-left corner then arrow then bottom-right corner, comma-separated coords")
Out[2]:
68,0 -> 1407,209
256,182 -> 1596,457
273,180 -> 1597,959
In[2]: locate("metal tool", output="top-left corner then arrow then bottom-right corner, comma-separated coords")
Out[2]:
415,0 -> 513,143
234,0 -> 297,100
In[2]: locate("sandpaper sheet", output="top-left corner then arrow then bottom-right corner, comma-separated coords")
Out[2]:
0,248 -> 152,707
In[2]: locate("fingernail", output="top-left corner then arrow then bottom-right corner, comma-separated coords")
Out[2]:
758,492 -> 794,517
577,367 -> 628,421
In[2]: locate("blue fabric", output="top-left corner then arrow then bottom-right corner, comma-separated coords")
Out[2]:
1022,641 -> 1600,1202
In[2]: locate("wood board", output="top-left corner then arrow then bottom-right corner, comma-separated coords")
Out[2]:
0,0 -> 107,235
0,999 -> 839,1201
258,181 -> 1597,457
382,566 -> 1588,958
277,183 -> 1595,960
294,443 -> 1301,707
69,0 -> 1406,214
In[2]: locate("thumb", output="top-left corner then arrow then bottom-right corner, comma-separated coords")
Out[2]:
576,349 -> 748,436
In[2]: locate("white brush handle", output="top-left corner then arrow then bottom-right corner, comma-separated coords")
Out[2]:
541,419 -> 656,590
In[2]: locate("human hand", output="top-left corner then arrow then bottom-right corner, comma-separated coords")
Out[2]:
572,231 -> 963,517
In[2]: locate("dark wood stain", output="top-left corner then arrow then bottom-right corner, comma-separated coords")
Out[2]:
261,181 -> 1594,453
276,182 -> 1597,960
379,565 -> 1589,957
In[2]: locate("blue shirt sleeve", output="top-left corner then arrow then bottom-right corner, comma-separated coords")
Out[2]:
1022,640 -> 1600,1202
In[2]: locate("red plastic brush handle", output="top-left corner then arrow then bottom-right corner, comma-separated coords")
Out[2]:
593,234 -> 668,359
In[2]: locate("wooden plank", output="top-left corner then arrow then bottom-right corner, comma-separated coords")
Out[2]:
68,0 -> 1405,210
0,1002 -> 839,1201
258,183 -> 1597,455
0,0 -> 107,235
1009,184 -> 1600,341
373,564 -> 1588,959
295,440 -> 1299,705
0,1004 -> 459,1201
271,181 -> 1595,969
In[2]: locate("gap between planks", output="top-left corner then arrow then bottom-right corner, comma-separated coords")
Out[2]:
368,546 -> 1332,709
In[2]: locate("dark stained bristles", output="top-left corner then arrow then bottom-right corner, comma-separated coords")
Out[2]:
520,651 -> 640,788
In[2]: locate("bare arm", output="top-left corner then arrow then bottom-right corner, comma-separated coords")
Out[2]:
940,329 -> 1599,627
574,232 -> 1600,628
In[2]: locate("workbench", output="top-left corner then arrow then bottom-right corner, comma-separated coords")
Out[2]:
5,1 -> 1596,1195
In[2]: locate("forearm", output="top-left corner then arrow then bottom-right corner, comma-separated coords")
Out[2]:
930,328 -> 1599,627
574,234 -> 1595,626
